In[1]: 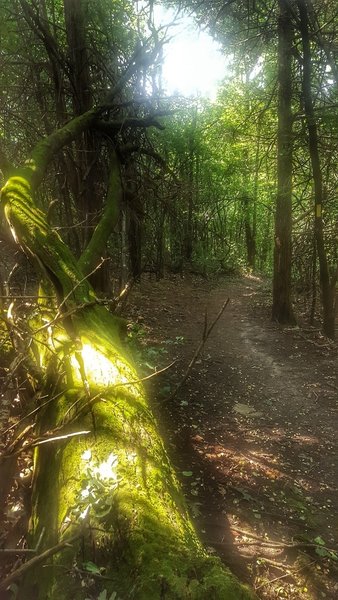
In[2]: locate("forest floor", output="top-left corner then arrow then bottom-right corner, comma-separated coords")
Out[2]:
125,273 -> 338,600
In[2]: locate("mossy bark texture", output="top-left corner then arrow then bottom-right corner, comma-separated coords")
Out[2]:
0,120 -> 256,600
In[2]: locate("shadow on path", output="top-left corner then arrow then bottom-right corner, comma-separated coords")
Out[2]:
127,274 -> 338,599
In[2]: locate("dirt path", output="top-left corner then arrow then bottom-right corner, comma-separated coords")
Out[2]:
126,274 -> 338,600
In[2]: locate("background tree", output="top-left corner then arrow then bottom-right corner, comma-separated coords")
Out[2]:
272,0 -> 296,323
163,0 -> 337,335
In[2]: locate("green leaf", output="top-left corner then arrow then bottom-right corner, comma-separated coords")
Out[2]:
144,362 -> 155,370
329,551 -> 338,562
182,471 -> 193,477
315,547 -> 330,558
82,560 -> 101,574
314,536 -> 325,546
98,592 -> 117,600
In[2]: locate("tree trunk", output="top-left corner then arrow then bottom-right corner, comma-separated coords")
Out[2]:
310,230 -> 317,325
272,0 -> 296,324
243,196 -> 256,270
64,0 -> 104,252
297,0 -> 335,339
125,164 -> 143,282
0,119 -> 256,600
184,118 -> 196,263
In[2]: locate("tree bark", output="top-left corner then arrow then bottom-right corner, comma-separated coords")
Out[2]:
297,0 -> 335,339
125,163 -> 143,282
243,196 -> 256,270
272,0 -> 296,324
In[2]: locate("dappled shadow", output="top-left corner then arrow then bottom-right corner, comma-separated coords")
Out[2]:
128,274 -> 338,599
152,374 -> 338,599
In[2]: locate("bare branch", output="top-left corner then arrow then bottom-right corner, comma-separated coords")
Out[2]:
0,532 -> 83,592
165,298 -> 230,402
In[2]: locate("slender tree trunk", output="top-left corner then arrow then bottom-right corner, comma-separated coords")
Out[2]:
243,196 -> 256,269
297,0 -> 335,338
310,230 -> 317,325
184,116 -> 196,262
120,208 -> 128,289
128,207 -> 142,281
64,0 -> 104,253
272,0 -> 296,323
251,119 -> 262,270
260,207 -> 272,271
125,164 -> 142,282
64,0 -> 92,115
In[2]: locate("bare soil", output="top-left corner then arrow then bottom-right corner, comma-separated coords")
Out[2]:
126,273 -> 338,600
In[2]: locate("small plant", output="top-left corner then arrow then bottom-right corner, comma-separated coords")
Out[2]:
164,336 -> 185,345
126,322 -> 147,342
314,536 -> 338,561
66,450 -> 121,524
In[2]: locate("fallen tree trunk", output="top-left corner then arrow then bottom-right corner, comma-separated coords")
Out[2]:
0,117 -> 256,600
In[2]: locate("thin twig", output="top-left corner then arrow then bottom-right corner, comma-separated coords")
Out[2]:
0,532 -> 83,592
113,277 -> 135,313
61,361 -> 178,425
72,359 -> 178,406
4,423 -> 35,454
231,526 -> 267,540
2,392 -> 64,435
165,298 -> 230,402
230,527 -> 337,552
32,430 -> 91,446
0,528 -> 45,556
255,560 -> 316,591
0,295 -> 53,300
113,359 -> 177,388
1,429 -> 91,459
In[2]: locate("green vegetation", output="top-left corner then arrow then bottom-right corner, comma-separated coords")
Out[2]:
0,0 -> 337,597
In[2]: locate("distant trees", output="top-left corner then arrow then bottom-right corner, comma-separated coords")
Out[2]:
166,0 -> 337,337
2,0 -> 333,335
0,0 -> 169,292
296,0 -> 337,337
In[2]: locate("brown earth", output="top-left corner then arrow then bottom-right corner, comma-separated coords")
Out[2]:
125,274 -> 338,600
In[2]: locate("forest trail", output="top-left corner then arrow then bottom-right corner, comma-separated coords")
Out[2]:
127,274 -> 338,600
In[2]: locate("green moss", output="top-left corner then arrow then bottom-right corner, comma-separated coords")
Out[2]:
25,385 -> 256,598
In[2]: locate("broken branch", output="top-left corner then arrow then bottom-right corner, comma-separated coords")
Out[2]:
165,298 -> 230,402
